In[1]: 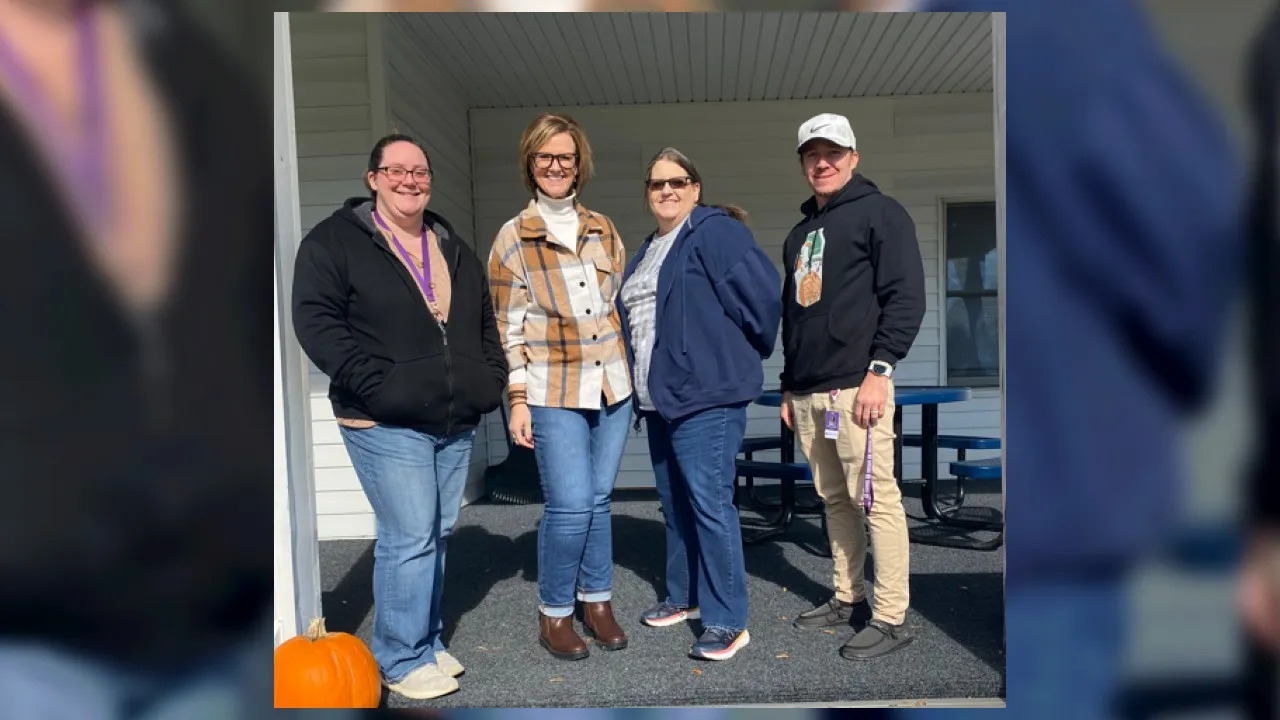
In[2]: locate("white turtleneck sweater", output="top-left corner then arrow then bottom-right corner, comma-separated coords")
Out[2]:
536,190 -> 578,248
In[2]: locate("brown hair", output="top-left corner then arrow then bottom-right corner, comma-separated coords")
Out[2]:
366,133 -> 432,199
643,147 -> 747,224
518,113 -> 594,197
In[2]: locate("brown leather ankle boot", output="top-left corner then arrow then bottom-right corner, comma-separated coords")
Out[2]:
580,600 -> 628,650
538,613 -> 589,660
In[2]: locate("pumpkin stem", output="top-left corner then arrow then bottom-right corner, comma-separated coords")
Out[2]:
305,617 -> 328,641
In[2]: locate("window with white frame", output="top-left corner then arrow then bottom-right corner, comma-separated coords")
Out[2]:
943,201 -> 1000,387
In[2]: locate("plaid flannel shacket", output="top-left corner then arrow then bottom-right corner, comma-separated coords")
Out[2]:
487,199 -> 633,409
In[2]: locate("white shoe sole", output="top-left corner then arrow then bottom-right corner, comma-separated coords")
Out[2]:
642,608 -> 701,627
384,668 -> 461,700
384,678 -> 460,700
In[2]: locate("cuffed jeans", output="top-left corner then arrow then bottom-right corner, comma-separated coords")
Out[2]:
644,404 -> 750,632
530,400 -> 631,616
339,424 -> 474,682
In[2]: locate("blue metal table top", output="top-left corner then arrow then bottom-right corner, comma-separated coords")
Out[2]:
894,386 -> 972,406
755,386 -> 971,407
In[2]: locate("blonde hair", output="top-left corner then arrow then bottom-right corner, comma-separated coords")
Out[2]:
518,113 -> 595,197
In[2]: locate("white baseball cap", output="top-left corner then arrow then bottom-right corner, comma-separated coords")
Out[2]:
796,113 -> 856,152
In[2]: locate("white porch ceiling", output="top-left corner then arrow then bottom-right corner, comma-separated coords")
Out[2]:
397,12 -> 993,108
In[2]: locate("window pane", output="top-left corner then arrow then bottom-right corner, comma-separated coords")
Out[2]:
978,295 -> 1000,371
945,202 -> 1000,384
946,296 -> 1000,381
946,258 -> 967,292
982,248 -> 998,291
945,202 -> 997,293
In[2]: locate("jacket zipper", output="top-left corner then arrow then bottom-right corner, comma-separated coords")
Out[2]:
371,226 -> 456,433
441,317 -> 454,435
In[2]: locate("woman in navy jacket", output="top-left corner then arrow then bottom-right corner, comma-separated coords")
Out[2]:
617,147 -> 781,661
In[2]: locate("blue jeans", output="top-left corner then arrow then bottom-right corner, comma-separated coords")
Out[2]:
644,404 -> 749,632
340,424 -> 474,683
530,400 -> 631,616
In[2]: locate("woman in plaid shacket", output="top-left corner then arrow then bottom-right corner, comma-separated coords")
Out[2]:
487,113 -> 633,661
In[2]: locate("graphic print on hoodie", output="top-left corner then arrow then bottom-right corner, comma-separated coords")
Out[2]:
794,227 -> 826,307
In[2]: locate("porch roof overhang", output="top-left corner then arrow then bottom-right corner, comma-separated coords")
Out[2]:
399,11 -> 993,108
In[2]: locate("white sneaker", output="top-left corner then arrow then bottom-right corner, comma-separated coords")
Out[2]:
384,663 -> 460,700
435,650 -> 465,677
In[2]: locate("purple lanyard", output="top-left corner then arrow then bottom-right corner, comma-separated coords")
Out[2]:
862,421 -> 874,512
373,209 -> 435,303
0,4 -> 109,225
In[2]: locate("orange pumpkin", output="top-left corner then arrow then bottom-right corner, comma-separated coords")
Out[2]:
274,617 -> 381,708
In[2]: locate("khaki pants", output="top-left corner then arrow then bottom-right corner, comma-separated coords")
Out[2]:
792,383 -> 909,624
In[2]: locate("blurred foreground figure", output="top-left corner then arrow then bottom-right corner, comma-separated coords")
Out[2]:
1242,3 -> 1280,717
0,0 -> 269,717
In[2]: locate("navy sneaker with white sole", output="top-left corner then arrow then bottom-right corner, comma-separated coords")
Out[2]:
688,627 -> 750,660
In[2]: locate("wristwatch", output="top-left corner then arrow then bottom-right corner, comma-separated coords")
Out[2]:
868,360 -> 894,378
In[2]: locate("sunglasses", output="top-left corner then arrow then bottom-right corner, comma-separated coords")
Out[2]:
646,176 -> 695,192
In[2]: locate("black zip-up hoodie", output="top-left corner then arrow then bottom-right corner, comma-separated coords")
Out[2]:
781,175 -> 926,393
292,197 -> 507,434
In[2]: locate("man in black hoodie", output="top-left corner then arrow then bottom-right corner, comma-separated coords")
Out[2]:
781,113 -> 926,660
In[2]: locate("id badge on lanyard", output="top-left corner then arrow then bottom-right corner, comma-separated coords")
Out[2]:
823,389 -> 873,511
824,389 -> 840,439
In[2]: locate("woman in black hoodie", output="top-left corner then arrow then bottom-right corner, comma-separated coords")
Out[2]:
291,134 -> 507,700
